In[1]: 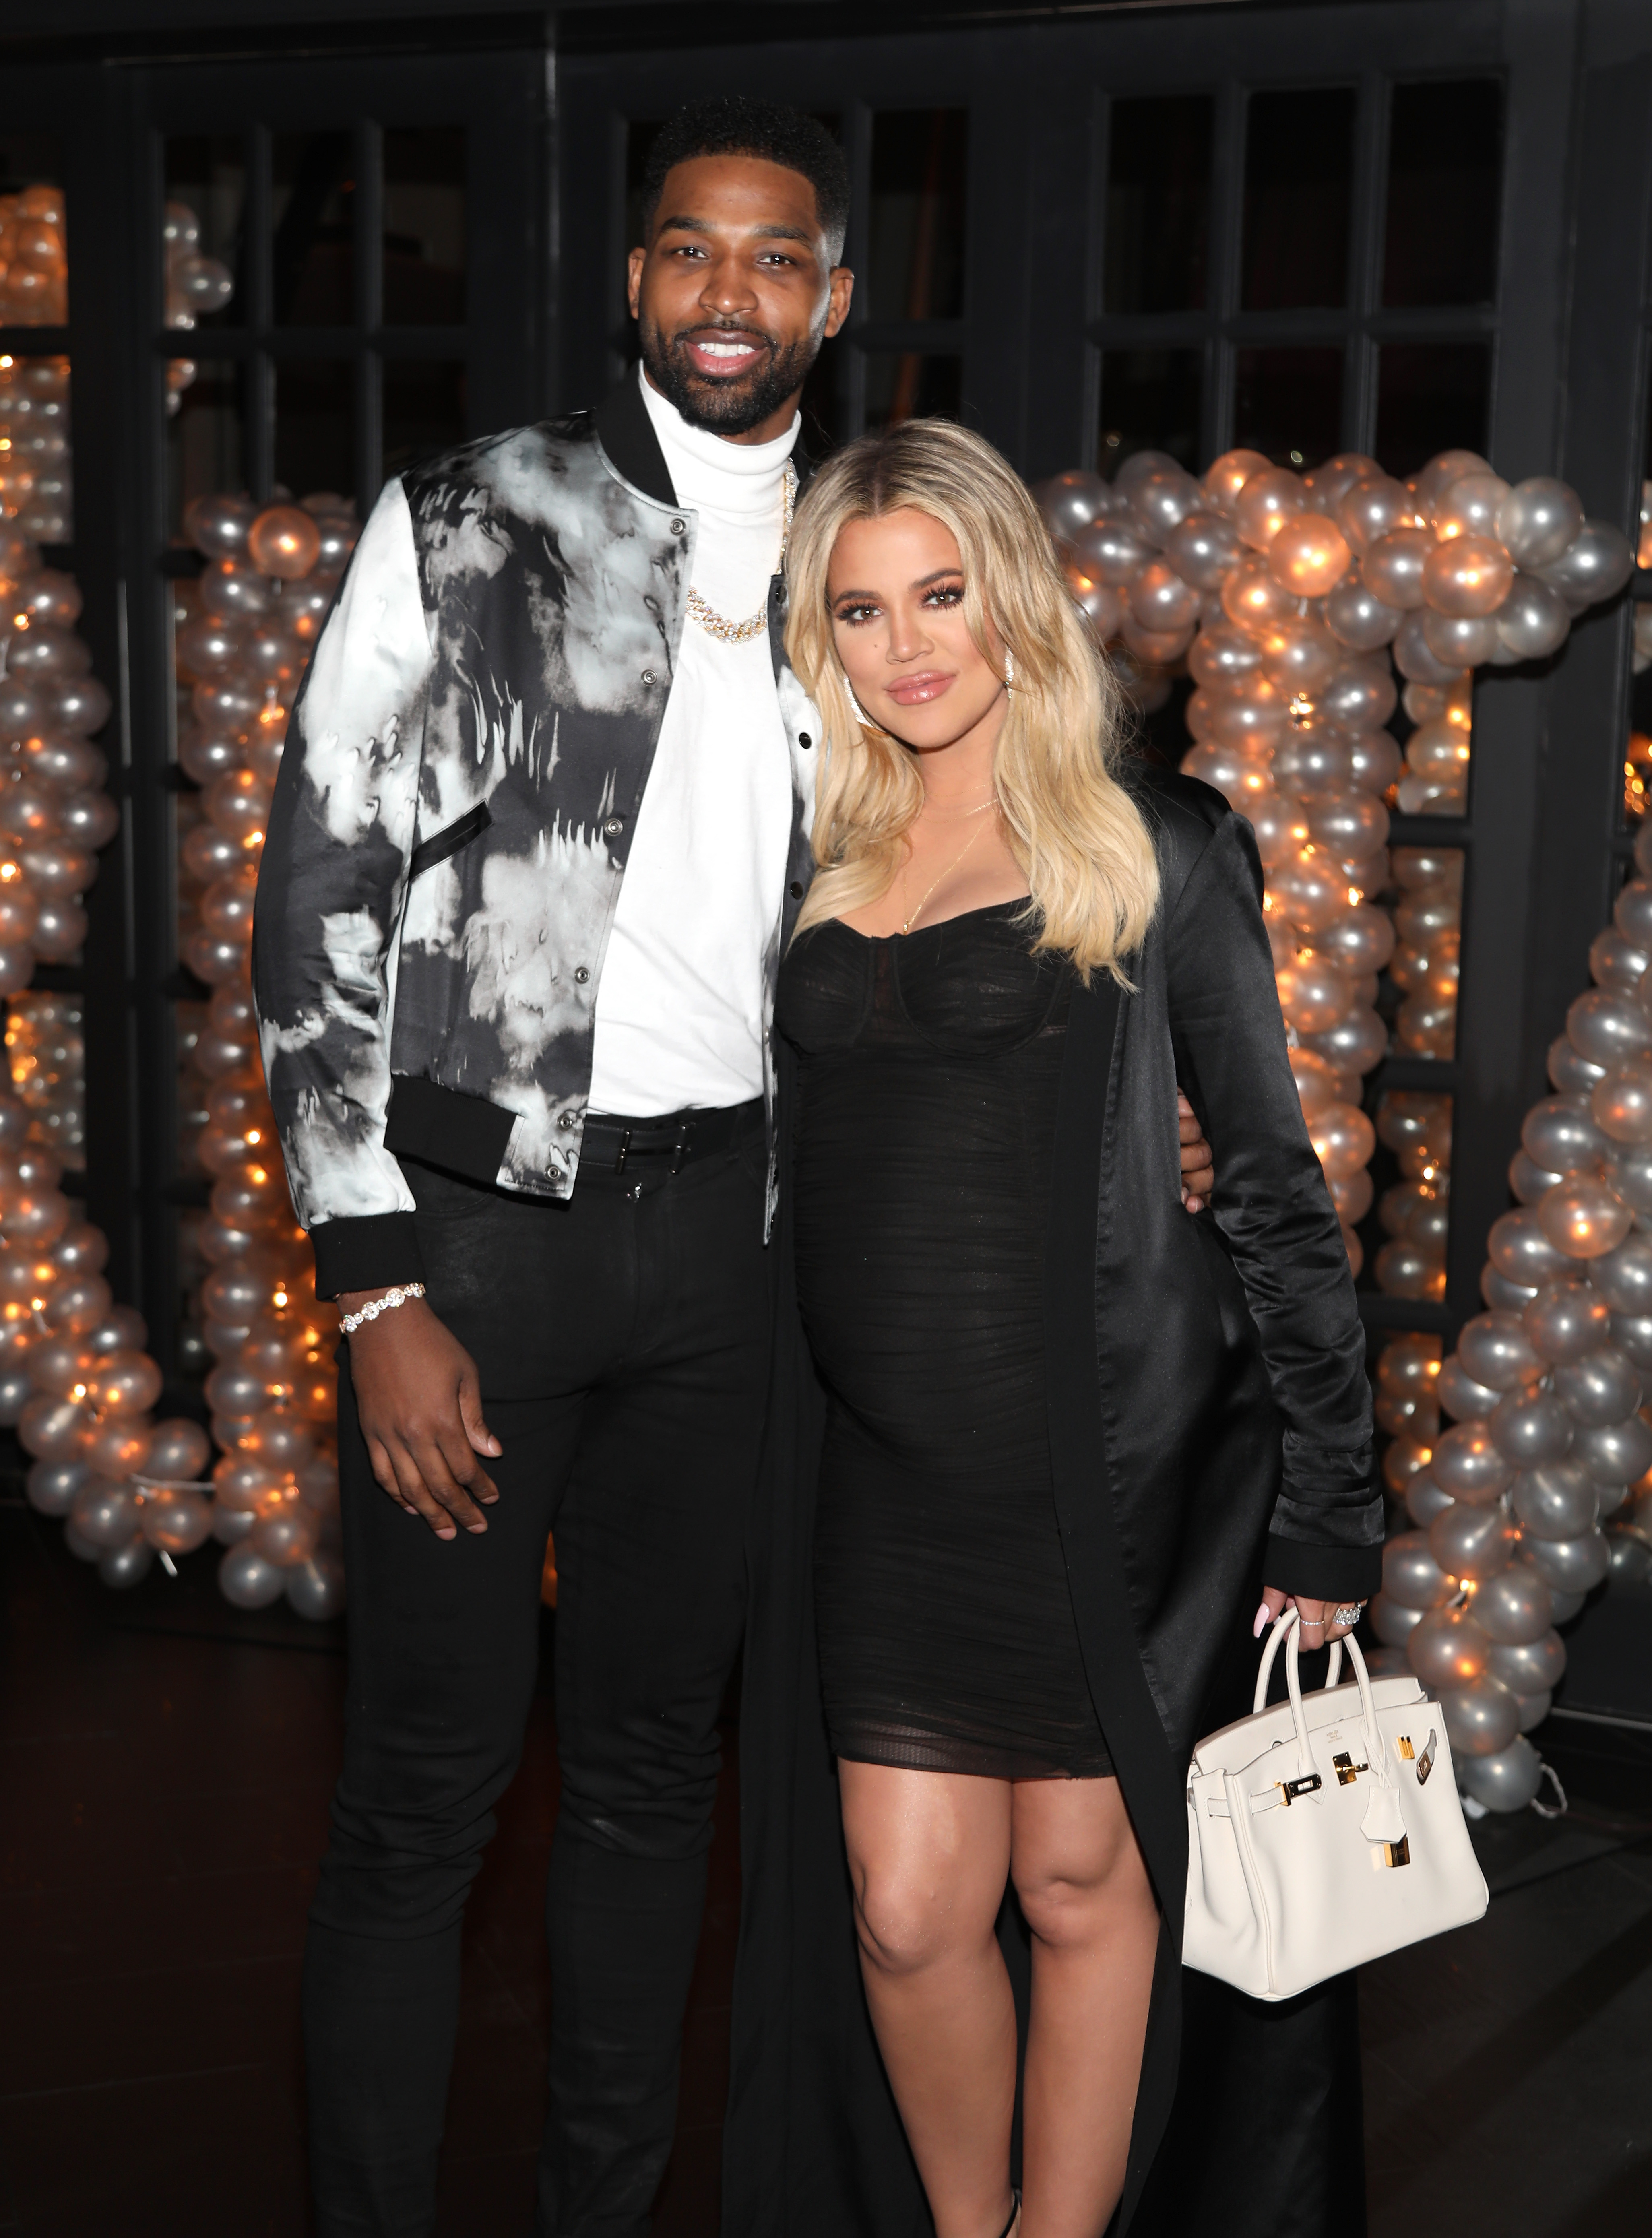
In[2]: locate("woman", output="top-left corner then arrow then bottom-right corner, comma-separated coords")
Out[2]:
761,420 -> 1380,2238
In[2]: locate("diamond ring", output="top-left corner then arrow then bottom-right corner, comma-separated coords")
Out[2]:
1331,1603 -> 1365,1629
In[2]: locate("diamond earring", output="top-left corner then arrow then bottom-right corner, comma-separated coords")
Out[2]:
843,675 -> 873,725
1003,647 -> 1016,689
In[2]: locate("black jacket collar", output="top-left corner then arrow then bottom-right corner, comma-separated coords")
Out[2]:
593,366 -> 818,509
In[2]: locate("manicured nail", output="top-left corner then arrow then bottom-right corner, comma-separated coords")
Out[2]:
1253,1602 -> 1271,1638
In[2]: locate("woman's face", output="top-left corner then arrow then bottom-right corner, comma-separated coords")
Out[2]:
826,507 -> 1007,755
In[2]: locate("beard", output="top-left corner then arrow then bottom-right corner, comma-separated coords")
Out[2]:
639,313 -> 820,437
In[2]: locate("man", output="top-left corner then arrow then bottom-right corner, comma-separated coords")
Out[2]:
254,95 -> 1214,2237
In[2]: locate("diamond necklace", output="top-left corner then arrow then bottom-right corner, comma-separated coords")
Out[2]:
685,459 -> 798,644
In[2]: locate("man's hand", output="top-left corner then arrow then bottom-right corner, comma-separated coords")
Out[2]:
1256,1588 -> 1364,1645
340,1292 -> 502,1540
1179,1091 -> 1214,1212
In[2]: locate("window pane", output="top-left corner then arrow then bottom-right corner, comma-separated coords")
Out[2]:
869,110 -> 967,324
1373,342 -> 1491,479
383,359 -> 465,482
626,120 -> 664,257
1384,81 -> 1502,308
1098,347 -> 1202,475
277,358 -> 353,505
169,357 -> 244,539
0,353 -> 72,544
273,131 -> 355,326
1242,87 -> 1356,310
165,137 -> 245,331
801,341 -> 842,454
0,174 -> 67,327
1104,95 -> 1212,315
863,351 -> 960,433
1233,346 -> 1343,468
384,128 -> 465,326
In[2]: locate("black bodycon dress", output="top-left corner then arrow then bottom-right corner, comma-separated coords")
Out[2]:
776,900 -> 1113,1782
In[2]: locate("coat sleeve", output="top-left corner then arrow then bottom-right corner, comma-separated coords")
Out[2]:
1163,807 -> 1382,1601
251,477 -> 432,1299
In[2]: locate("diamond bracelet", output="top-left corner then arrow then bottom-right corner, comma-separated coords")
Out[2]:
339,1282 -> 427,1334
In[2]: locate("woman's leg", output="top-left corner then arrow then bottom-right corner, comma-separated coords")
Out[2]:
838,1761 -> 1019,2238
1010,1776 -> 1159,2238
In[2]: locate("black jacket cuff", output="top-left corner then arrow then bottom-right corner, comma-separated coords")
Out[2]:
309,1212 -> 426,1300
1262,1531 -> 1383,1603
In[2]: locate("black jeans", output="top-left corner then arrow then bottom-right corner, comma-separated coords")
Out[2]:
304,1111 -> 774,2238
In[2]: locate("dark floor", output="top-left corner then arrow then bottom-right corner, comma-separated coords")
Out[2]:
2,1500 -> 1649,2237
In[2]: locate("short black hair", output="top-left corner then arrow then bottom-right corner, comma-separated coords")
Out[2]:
641,96 -> 850,260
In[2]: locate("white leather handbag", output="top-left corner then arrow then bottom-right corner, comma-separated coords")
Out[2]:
1183,1610 -> 1489,2000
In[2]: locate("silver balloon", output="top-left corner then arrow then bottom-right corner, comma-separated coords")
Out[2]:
1069,516 -> 1154,586
25,1456 -> 88,1517
0,1363 -> 33,1424
1459,1732 -> 1544,1809
1370,1593 -> 1425,1647
1568,1410 -> 1652,1484
1549,1035 -> 1608,1095
1383,1529 -> 1457,1610
1437,1356 -> 1501,1420
1606,1527 -> 1652,1585
1164,510 -> 1240,589
1496,477 -> 1584,569
1486,1630 -> 1567,1697
1404,1606 -> 1491,1687
211,1503 -> 256,1545
142,1489 -> 213,1555
1618,877 -> 1652,948
1481,1264 -> 1541,1315
1522,1280 -> 1611,1363
1486,1210 -> 1574,1292
1456,1308 -> 1544,1392
1515,1689 -> 1552,1732
1430,1500 -> 1518,1580
1392,609 -> 1465,685
98,1537 -> 155,1590
68,1479 -> 142,1550
1587,1229 -> 1652,1313
1472,1563 -> 1554,1644
63,1518 -> 102,1561
285,1550 -> 347,1621
1551,1343 -> 1640,1425
1322,579 -> 1403,650
1604,1141 -> 1652,1213
1509,1148 -> 1565,1205
1547,1584 -> 1588,1623
1487,1385 -> 1573,1466
1596,1477 -> 1631,1517
1520,1092 -> 1609,1176
1431,1420 -> 1516,1503
1589,925 -> 1650,991
1034,470 -> 1113,542
1494,572 -> 1570,660
1407,1472 -> 1458,1528
1511,1460 -> 1599,1539
1524,1527 -> 1611,1592
1422,608 -> 1500,667
1540,519 -> 1635,611
1567,988 -> 1652,1066
1441,1674 -> 1520,1757
217,1542 -> 287,1608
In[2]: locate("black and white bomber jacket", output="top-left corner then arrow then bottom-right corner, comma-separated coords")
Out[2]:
250,376 -> 820,1297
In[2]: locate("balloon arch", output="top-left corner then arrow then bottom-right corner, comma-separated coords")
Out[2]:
1034,444 -> 1637,1811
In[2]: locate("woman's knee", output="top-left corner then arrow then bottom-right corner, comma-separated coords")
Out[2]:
852,1862 -> 984,1978
1012,1821 -> 1154,1948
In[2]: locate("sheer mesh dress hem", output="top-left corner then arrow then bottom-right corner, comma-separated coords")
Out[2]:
831,1719 -> 1115,1784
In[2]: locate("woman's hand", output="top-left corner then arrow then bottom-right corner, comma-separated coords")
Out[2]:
1178,1092 -> 1214,1212
1255,1586 -> 1365,1645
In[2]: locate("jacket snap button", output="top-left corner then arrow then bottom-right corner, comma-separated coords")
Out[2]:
641,669 -> 655,685
557,1110 -> 576,1131
798,732 -> 812,749
574,965 -> 590,984
603,816 -> 624,837
789,880 -> 803,899
670,517 -> 685,535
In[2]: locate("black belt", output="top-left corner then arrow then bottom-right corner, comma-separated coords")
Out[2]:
580,1098 -> 762,1175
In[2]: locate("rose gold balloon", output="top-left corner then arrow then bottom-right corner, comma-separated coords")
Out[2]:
27,1336 -> 95,1398
144,1417 -> 213,1481
248,504 -> 323,581
19,840 -> 95,896
181,822 -> 245,884
1422,533 -> 1515,618
1260,613 -> 1340,694
1235,467 -> 1306,551
2,1184 -> 70,1248
203,767 -> 273,853
199,557 -> 274,622
1187,622 -> 1263,688
1206,678 -> 1288,752
1221,560 -> 1297,635
52,1220 -> 109,1277
184,493 -> 258,559
85,1418 -> 153,1479
1361,526 -> 1435,609
1266,511 -> 1353,597
213,1451 -> 285,1511
88,1348 -> 163,1417
1271,849 -> 1349,933
31,899 -> 88,962
178,728 -> 245,786
284,582 -> 335,644
18,1392 -> 92,1461
184,929 -> 250,986
23,734 -> 104,793
1201,449 -> 1272,514
1538,1176 -> 1634,1259
51,677 -> 113,737
200,869 -> 258,942
1277,959 -> 1353,1037
44,1273 -> 114,1337
0,886 -> 40,946
1310,1100 -> 1377,1180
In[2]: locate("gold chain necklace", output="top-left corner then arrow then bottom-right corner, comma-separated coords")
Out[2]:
686,459 -> 798,644
899,798 -> 999,935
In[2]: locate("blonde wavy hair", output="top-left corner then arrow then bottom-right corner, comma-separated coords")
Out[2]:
786,417 -> 1160,981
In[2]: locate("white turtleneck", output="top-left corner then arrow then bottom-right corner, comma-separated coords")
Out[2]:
586,364 -> 800,1117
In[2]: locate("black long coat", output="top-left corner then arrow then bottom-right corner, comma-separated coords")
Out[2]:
723,767 -> 1383,2237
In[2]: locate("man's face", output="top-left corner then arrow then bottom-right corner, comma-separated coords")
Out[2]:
627,153 -> 853,444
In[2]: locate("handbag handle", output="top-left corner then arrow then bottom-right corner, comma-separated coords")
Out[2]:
1252,1609 -> 1343,1715
1283,1619 -> 1387,1784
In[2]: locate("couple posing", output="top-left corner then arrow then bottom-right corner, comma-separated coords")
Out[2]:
254,97 -> 1379,2238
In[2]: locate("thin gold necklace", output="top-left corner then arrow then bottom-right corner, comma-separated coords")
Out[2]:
899,798 -> 999,935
